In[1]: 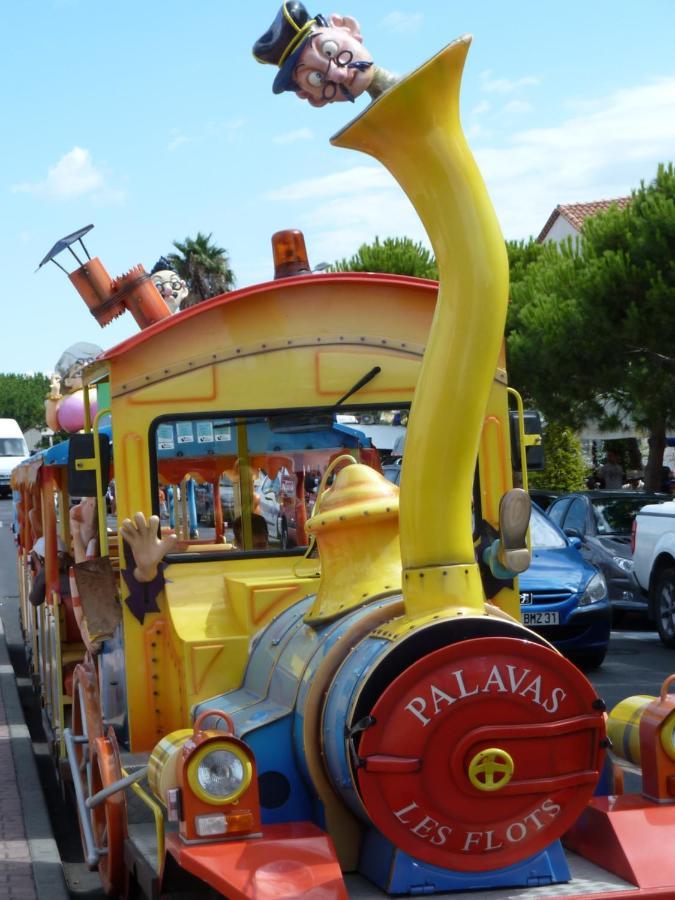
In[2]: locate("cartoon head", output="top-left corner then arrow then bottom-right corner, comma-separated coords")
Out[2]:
253,2 -> 374,107
150,258 -> 188,314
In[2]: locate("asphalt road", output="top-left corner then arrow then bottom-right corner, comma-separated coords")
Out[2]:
0,497 -> 674,897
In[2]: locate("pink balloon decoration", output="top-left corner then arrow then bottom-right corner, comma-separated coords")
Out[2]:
56,390 -> 98,433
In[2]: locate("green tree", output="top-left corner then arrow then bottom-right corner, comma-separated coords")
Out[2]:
507,237 -> 547,284
168,232 -> 236,305
331,236 -> 438,278
529,423 -> 588,492
0,373 -> 50,431
506,163 -> 675,491
507,238 -> 591,425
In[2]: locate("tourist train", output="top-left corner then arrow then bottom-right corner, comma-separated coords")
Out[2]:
12,33 -> 675,900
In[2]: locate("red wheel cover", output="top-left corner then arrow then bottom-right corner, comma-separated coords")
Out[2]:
357,637 -> 606,872
91,729 -> 128,896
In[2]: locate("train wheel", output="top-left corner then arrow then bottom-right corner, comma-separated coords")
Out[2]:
71,661 -> 104,859
91,729 -> 128,896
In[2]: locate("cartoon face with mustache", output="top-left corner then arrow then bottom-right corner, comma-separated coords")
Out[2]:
254,5 -> 378,107
291,17 -> 374,107
150,270 -> 188,314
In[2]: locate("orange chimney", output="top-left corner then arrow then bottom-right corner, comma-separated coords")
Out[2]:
38,224 -> 172,330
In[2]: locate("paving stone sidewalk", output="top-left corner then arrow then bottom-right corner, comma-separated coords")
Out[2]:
0,620 -> 69,900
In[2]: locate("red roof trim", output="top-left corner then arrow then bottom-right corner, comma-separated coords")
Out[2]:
537,197 -> 631,243
536,207 -> 562,243
100,272 -> 438,361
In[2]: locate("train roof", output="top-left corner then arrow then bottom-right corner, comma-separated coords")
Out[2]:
13,424 -> 113,470
98,271 -> 438,363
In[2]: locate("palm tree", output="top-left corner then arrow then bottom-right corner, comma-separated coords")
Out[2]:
167,232 -> 236,306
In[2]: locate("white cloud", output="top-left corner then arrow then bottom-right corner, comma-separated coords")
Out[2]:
380,11 -> 423,33
167,132 -> 192,151
264,165 -> 429,264
480,70 -> 540,94
471,100 -> 491,117
262,78 -> 675,264
501,100 -> 533,116
207,118 -> 246,140
474,77 -> 675,240
266,165 -> 394,201
11,147 -> 123,203
166,119 -> 246,152
273,127 -> 314,145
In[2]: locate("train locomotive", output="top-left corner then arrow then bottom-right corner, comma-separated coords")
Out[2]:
14,28 -> 674,900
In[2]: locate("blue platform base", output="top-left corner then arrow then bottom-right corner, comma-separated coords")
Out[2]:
359,829 -> 570,895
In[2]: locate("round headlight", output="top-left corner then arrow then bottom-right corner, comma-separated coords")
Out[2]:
187,743 -> 252,805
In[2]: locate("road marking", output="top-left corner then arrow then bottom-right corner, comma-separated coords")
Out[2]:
616,631 -> 660,641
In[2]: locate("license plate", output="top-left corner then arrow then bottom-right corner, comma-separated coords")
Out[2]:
522,611 -> 559,626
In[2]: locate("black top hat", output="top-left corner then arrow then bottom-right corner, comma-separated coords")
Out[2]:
253,2 -> 326,94
150,256 -> 175,275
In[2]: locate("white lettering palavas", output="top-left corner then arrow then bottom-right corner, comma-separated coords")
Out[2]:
404,664 -> 568,727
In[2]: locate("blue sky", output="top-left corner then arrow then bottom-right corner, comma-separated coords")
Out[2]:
3,1 -> 674,374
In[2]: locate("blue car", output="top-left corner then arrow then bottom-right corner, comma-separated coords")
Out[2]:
519,505 -> 611,670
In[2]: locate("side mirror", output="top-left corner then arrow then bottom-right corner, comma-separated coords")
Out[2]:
510,410 -> 545,472
564,527 -> 583,541
67,433 -> 111,497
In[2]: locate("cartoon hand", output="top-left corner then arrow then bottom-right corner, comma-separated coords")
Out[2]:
48,373 -> 62,399
119,512 -> 177,583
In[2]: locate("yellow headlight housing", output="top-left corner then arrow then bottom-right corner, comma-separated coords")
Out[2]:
186,741 -> 253,806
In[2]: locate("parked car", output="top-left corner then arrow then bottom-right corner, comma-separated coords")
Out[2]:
382,459 -> 402,486
256,467 -> 299,549
195,478 -> 236,526
631,497 -> 675,647
528,488 -> 559,512
546,491 -> 669,619
519,505 -> 611,670
0,419 -> 28,498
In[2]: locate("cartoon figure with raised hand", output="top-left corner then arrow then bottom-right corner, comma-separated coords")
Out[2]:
120,512 -> 177,584
253,2 -> 398,106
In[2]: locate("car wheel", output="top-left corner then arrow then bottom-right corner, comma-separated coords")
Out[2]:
570,649 -> 607,671
654,566 -> 675,648
279,519 -> 288,550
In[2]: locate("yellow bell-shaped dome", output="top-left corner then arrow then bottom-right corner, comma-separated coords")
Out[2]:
304,463 -> 401,624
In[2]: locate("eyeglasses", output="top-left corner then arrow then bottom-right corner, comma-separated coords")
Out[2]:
315,50 -> 354,102
155,279 -> 183,292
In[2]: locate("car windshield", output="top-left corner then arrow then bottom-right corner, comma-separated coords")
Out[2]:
0,438 -> 26,457
530,507 -> 567,549
592,497 -> 655,535
152,406 -> 406,553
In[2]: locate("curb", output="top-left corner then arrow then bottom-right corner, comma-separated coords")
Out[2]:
0,618 -> 70,900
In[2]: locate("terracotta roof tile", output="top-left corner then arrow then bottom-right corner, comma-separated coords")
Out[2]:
537,196 -> 631,242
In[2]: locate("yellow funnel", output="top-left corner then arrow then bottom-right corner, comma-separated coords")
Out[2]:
332,37 -> 509,617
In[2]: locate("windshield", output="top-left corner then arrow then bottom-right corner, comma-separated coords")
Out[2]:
0,438 -> 26,457
152,406 -> 407,554
530,507 -> 567,549
592,497 -> 657,535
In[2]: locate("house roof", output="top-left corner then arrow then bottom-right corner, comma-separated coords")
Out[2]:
537,197 -> 631,243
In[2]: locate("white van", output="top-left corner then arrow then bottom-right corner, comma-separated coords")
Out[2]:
0,419 -> 29,497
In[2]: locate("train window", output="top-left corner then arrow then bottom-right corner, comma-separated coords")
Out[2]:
150,407 -> 408,555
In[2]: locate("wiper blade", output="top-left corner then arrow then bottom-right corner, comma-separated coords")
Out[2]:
334,366 -> 381,408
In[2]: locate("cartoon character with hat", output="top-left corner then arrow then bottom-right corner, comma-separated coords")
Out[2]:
150,257 -> 189,314
253,2 -> 398,107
